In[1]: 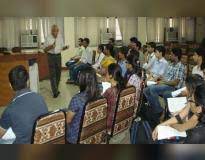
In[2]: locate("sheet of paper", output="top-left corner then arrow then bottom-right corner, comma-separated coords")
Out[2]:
171,87 -> 186,97
157,125 -> 187,140
2,127 -> 16,142
147,81 -> 157,86
167,97 -> 187,114
102,82 -> 111,94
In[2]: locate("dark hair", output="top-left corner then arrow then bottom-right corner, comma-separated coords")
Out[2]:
130,37 -> 138,43
156,46 -> 166,57
126,53 -> 142,77
105,44 -> 114,56
185,74 -> 205,97
108,63 -> 126,91
83,38 -> 90,45
78,38 -> 83,43
109,38 -> 115,43
118,46 -> 129,57
147,42 -> 156,50
136,41 -> 142,50
9,65 -> 29,91
78,67 -> 99,101
194,48 -> 205,70
129,50 -> 140,60
194,84 -> 205,123
171,48 -> 182,60
98,44 -> 104,52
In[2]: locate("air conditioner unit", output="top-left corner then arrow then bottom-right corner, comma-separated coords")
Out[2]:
21,31 -> 39,49
100,32 -> 113,44
165,28 -> 178,42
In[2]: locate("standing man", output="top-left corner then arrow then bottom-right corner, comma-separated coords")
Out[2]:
44,25 -> 69,98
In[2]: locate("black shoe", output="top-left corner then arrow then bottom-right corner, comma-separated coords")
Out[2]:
53,91 -> 60,98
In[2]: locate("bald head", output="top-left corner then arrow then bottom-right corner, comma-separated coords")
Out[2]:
51,25 -> 59,38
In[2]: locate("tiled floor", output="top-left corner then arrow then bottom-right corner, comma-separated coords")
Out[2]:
0,71 -> 79,115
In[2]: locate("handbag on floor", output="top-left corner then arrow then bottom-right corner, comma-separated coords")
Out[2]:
130,117 -> 153,144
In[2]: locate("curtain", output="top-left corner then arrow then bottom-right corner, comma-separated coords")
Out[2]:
0,17 -> 64,49
146,17 -> 195,43
75,17 -> 137,46
118,17 -> 138,45
75,17 -> 107,47
146,17 -> 157,42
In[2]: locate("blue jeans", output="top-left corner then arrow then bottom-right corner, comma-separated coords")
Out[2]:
143,84 -> 175,114
66,61 -> 77,69
70,63 -> 90,81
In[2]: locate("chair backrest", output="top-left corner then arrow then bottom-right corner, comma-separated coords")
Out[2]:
77,98 -> 108,144
32,110 -> 66,144
111,86 -> 136,136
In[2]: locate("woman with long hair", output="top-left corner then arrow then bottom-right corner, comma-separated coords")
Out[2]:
192,48 -> 205,79
103,63 -> 126,130
66,67 -> 100,144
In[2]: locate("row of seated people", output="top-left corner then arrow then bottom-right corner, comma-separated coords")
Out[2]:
0,53 -> 140,144
1,37 -> 205,144
141,42 -> 205,143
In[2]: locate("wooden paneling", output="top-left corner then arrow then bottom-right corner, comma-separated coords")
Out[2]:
0,61 -> 29,107
0,53 -> 49,80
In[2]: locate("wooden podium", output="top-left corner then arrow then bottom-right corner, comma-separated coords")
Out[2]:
0,61 -> 29,107
0,52 -> 49,80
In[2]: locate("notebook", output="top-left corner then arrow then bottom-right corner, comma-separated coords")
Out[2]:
1,127 -> 16,144
171,87 -> 186,97
167,97 -> 187,114
157,125 -> 187,140
102,82 -> 111,94
147,81 -> 157,86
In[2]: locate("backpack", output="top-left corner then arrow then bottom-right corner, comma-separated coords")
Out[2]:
130,117 -> 153,144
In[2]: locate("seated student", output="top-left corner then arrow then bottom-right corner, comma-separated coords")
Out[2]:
192,48 -> 205,79
128,37 -> 140,57
125,54 -> 142,106
99,44 -> 116,76
66,38 -> 84,68
147,46 -> 168,80
103,63 -> 126,131
66,67 -> 100,144
143,42 -> 156,70
152,75 -> 205,144
66,38 -> 85,83
108,38 -> 118,59
0,65 -> 48,144
67,38 -> 93,84
92,44 -> 105,70
117,46 -> 128,77
143,48 -> 186,120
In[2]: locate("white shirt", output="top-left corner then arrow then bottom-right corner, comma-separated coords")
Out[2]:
44,34 -> 64,54
80,47 -> 93,64
150,57 -> 168,77
192,65 -> 204,78
92,52 -> 105,69
76,46 -> 85,57
143,52 -> 156,70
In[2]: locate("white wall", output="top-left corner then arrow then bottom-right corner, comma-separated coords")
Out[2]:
61,17 -> 97,67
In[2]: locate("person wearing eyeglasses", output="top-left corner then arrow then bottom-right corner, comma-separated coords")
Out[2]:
152,74 -> 205,144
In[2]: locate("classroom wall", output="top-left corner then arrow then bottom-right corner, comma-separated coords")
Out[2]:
196,17 -> 205,43
61,17 -> 144,67
61,17 -> 205,67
